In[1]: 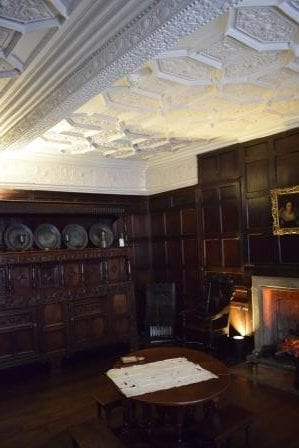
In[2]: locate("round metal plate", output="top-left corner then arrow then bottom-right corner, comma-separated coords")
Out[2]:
62,224 -> 88,250
89,223 -> 114,248
34,224 -> 61,250
4,223 -> 34,251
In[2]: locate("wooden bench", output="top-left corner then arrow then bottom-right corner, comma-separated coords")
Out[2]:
196,404 -> 253,448
69,418 -> 126,448
94,377 -> 123,428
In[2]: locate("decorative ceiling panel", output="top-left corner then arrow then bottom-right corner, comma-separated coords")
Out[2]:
0,0 -> 298,167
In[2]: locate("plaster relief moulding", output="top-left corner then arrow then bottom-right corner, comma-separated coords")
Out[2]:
226,6 -> 297,51
0,26 -> 21,56
146,155 -> 198,194
0,0 -> 243,150
0,0 -> 64,33
223,47 -> 288,84
279,1 -> 299,23
153,57 -> 218,85
0,153 -> 147,194
0,57 -> 20,78
103,87 -> 161,112
218,83 -> 270,104
288,44 -> 299,70
68,113 -> 119,131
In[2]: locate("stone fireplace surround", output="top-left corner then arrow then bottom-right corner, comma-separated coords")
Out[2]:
251,276 -> 299,354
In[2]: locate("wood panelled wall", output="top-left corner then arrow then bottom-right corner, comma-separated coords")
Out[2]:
149,127 -> 299,311
149,187 -> 201,312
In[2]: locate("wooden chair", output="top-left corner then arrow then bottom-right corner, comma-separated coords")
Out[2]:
143,282 -> 177,345
181,275 -> 234,349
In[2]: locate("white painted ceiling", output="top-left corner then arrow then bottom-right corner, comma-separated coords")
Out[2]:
0,1 -> 298,192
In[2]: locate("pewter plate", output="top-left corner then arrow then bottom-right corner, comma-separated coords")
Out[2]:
62,224 -> 88,250
34,224 -> 61,250
89,223 -> 114,248
4,223 -> 34,251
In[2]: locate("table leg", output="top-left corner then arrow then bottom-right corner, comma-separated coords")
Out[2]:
176,407 -> 184,447
122,399 -> 132,434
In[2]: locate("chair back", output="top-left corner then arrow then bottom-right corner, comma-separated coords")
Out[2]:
145,282 -> 176,341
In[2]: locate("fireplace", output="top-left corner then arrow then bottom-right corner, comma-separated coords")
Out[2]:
251,276 -> 299,354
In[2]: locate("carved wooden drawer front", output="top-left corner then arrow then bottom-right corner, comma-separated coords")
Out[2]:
84,261 -> 104,286
0,308 -> 39,363
63,262 -> 82,288
36,264 -> 61,289
70,298 -> 108,349
10,265 -> 32,293
107,258 -> 126,282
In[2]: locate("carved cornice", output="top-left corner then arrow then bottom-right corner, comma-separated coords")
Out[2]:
1,281 -> 132,309
0,247 -> 129,264
0,0 -> 241,151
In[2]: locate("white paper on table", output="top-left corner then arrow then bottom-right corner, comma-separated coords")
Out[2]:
106,357 -> 218,397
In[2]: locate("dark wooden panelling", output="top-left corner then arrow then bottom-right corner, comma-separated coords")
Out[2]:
151,212 -> 165,237
219,184 -> 238,200
222,203 -> 239,233
202,206 -> 220,234
150,195 -> 171,211
245,141 -> 269,160
222,238 -> 241,267
248,234 -> 279,264
183,269 -> 200,296
218,149 -> 240,180
182,239 -> 198,266
201,188 -> 219,204
165,209 -> 181,236
172,189 -> 195,207
246,196 -> 272,229
133,240 -> 151,268
246,159 -> 270,192
199,155 -> 218,184
204,239 -> 221,267
274,132 -> 299,154
166,239 -> 182,267
152,241 -> 166,267
181,208 -> 197,235
131,214 -> 150,238
280,236 -> 299,263
276,152 -> 299,187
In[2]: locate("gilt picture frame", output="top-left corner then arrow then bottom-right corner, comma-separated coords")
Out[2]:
271,185 -> 299,235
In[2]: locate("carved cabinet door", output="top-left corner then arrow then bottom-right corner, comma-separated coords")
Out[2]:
69,297 -> 108,350
0,308 -> 39,366
110,292 -> 131,343
40,303 -> 68,356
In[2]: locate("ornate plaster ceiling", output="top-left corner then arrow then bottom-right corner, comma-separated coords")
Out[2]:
0,0 -> 298,167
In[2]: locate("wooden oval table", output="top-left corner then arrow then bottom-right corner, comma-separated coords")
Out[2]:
112,346 -> 231,446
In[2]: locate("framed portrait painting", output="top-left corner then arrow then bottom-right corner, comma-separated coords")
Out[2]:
271,185 -> 299,235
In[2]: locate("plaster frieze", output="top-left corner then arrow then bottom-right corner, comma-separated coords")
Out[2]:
0,0 -> 242,151
0,152 -> 147,195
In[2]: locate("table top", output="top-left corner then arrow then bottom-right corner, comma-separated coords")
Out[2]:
113,346 -> 230,407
